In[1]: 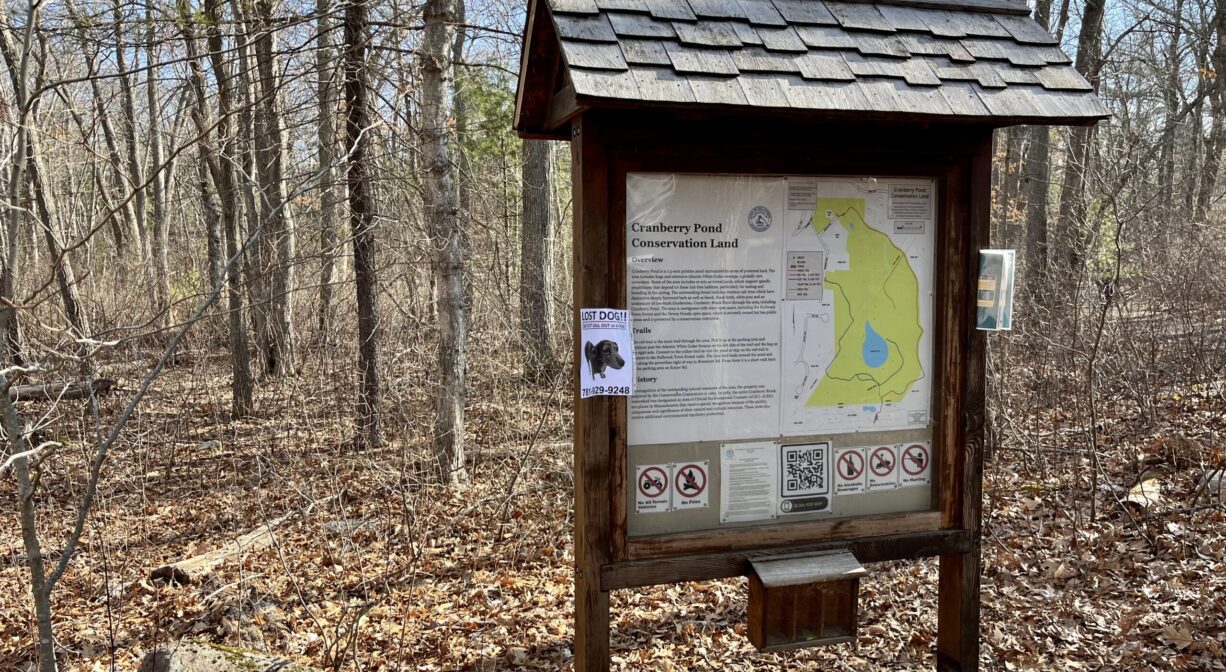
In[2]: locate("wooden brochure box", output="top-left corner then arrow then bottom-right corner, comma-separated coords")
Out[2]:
748,551 -> 867,651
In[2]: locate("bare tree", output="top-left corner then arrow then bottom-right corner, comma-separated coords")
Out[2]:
453,0 -> 473,294
251,0 -> 298,375
1,6 -> 45,660
1055,0 -> 1107,278
1022,0 -> 1059,280
1196,0 -> 1226,221
112,0 -> 153,267
147,7 -> 173,330
344,0 -> 383,450
201,0 -> 256,417
1157,0 -> 1187,226
421,0 -> 469,485
317,0 -> 342,339
0,4 -> 93,373
520,139 -> 557,381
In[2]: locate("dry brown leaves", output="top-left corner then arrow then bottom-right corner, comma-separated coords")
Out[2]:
1,352 -> 1224,671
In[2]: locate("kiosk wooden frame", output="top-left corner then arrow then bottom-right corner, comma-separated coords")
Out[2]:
515,1 -> 1106,669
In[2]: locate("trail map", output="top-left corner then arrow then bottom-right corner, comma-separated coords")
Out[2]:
781,179 -> 934,435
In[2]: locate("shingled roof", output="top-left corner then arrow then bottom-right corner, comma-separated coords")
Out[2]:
514,0 -> 1109,136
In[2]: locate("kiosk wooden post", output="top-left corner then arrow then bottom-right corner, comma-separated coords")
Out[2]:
571,115 -> 614,672
516,2 -> 1106,670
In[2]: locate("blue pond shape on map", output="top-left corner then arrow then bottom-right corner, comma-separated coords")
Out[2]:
863,322 -> 889,368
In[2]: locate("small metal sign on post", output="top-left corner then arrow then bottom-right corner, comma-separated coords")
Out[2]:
513,0 -> 1107,668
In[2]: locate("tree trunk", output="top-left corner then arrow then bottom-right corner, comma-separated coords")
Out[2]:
1054,0 -> 1072,44
344,0 -> 383,450
147,9 -> 172,331
452,0 -> 474,309
1157,0 -> 1185,235
1054,0 -> 1106,279
1,116 -> 23,367
1020,0 -> 1055,281
3,384 -> 56,672
1184,58 -> 1205,217
234,0 -> 266,371
0,4 -> 53,641
200,149 -> 225,291
317,0 -> 341,341
62,2 -> 134,255
0,197 -> 19,366
520,139 -> 557,381
251,0 -> 297,376
1023,127 -> 1052,279
421,0 -> 469,485
181,19 -> 224,297
1196,1 -> 1226,222
8,378 -> 115,403
114,0 -> 149,262
0,14 -> 93,373
0,2 -> 32,368
1198,112 -> 1224,222
994,128 -> 1024,239
203,0 -> 255,418
26,139 -> 94,373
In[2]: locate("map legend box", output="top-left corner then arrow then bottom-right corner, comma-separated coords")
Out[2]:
786,252 -> 824,300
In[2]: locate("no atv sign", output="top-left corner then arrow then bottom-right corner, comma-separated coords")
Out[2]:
636,465 -> 670,513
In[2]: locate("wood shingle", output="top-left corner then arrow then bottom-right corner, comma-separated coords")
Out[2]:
516,0 -> 1109,135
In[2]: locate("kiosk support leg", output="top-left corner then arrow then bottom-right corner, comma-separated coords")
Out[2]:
572,115 -> 613,672
936,140 -> 990,672
937,545 -> 981,671
575,564 -> 611,672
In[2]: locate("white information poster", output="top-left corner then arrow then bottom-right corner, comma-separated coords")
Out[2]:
579,308 -> 634,399
720,442 -> 778,523
626,174 -> 935,446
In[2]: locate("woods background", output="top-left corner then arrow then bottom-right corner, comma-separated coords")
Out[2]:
0,0 -> 1223,669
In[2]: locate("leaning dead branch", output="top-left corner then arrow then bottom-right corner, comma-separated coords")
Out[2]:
6,378 -> 115,403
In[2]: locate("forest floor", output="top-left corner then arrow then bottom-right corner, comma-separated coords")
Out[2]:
1,346 -> 1224,671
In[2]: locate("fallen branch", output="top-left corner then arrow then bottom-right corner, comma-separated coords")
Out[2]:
150,493 -> 338,585
7,378 -> 115,403
139,639 -> 321,672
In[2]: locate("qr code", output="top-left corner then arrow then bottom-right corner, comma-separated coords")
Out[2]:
781,443 -> 830,497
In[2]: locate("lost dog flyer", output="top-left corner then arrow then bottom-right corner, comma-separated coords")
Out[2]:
579,308 -> 635,399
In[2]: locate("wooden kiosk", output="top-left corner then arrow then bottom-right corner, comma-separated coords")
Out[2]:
514,0 -> 1105,669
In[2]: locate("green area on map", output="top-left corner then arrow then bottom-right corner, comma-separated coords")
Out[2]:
808,197 -> 923,408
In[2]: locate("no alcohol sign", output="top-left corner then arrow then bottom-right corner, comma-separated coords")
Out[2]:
835,448 -> 867,495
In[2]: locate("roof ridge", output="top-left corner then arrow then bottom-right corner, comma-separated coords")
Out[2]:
803,0 -> 1031,17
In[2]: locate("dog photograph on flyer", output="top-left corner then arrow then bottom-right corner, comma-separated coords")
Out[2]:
579,308 -> 635,399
